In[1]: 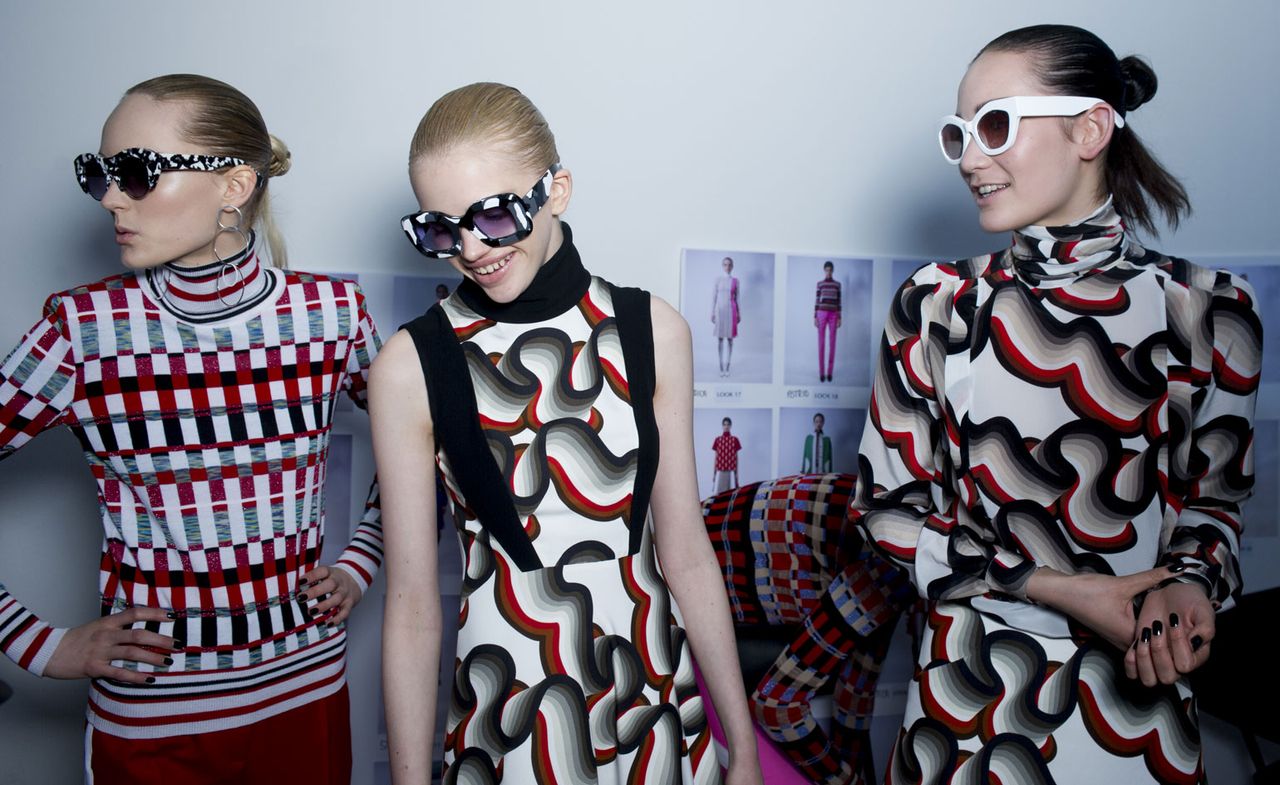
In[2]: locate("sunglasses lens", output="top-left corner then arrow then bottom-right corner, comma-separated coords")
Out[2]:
116,155 -> 153,199
976,109 -> 1011,152
472,205 -> 520,242
940,124 -> 965,162
414,220 -> 457,255
80,159 -> 109,200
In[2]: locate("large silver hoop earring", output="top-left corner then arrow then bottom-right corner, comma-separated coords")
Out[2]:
214,205 -> 249,306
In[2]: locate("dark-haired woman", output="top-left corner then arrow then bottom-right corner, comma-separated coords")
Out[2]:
0,75 -> 381,784
852,25 -> 1260,784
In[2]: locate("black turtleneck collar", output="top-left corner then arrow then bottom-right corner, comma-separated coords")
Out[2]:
455,223 -> 591,323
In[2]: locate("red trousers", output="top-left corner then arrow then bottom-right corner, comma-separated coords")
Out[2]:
87,685 -> 352,785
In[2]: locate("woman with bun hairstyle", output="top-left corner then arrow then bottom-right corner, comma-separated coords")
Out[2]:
0,74 -> 382,783
852,25 -> 1260,783
375,82 -> 761,784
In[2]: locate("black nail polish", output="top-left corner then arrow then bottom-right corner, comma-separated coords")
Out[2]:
1152,620 -> 1164,637
1169,613 -> 1180,629
1191,635 -> 1204,652
1167,563 -> 1187,573
145,676 -> 156,684
165,611 -> 177,620
1141,627 -> 1152,643
173,639 -> 186,650
298,594 -> 309,602
163,657 -> 173,666
310,607 -> 320,617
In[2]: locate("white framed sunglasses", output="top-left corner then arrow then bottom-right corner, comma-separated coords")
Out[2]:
938,95 -> 1125,164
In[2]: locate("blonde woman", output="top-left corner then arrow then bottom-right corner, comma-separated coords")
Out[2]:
375,82 -> 761,784
0,75 -> 382,783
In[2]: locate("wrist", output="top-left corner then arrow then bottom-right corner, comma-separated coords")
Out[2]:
1024,566 -> 1065,608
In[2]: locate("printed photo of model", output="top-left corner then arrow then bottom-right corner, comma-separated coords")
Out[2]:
681,248 -> 775,384
782,255 -> 871,388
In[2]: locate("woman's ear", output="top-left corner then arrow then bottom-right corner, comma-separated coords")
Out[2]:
548,166 -> 573,216
1072,104 -> 1119,162
220,163 -> 261,209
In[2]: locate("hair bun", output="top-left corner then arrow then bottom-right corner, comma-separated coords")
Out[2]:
267,133 -> 292,178
1118,55 -> 1158,112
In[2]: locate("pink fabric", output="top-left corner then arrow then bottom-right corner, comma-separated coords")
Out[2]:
693,664 -> 809,784
730,278 -> 740,334
817,309 -> 838,376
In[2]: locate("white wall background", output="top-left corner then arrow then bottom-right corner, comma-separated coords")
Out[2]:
1,2 -> 1277,784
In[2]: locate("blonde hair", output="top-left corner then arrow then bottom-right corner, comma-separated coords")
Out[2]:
409,82 -> 558,173
126,74 -> 291,267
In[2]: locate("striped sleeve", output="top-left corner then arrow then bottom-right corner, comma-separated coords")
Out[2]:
331,284 -> 384,593
0,294 -> 78,675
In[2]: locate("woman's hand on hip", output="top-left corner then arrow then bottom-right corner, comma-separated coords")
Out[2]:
44,606 -> 178,683
300,564 -> 363,626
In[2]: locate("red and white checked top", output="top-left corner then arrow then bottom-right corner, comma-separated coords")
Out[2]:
0,251 -> 382,738
712,433 -> 742,472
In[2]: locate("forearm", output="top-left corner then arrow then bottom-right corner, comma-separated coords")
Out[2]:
0,582 -> 66,675
384,588 -> 442,785
660,535 -> 757,759
1024,566 -> 1070,609
333,480 -> 384,593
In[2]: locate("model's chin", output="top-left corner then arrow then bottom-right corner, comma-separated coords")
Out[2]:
976,207 -> 1018,235
118,248 -> 159,271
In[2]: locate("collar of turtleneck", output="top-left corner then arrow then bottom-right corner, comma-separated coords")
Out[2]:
146,231 -> 276,322
1008,198 -> 1131,287
455,222 -> 591,323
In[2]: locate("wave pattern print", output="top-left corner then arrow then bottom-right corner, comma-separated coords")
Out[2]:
854,207 -> 1261,783
464,321 -> 637,528
437,277 -> 719,784
897,604 -> 1202,784
978,284 -> 1164,436
1077,650 -> 1202,784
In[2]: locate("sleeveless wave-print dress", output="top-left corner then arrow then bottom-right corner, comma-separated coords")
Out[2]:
404,228 -> 721,785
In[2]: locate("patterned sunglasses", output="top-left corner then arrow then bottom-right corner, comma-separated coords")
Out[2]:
401,164 -> 561,259
74,147 -> 250,200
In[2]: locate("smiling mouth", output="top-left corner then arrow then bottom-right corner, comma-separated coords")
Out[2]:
472,252 -> 513,276
975,184 -> 1009,198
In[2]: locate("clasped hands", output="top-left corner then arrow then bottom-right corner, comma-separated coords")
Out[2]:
1027,565 -> 1213,688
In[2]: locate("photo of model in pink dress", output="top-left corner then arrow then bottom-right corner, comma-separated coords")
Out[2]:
681,248 -> 775,384
710,257 -> 741,376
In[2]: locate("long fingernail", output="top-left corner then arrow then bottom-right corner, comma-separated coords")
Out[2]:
1152,620 -> 1164,637
1191,635 -> 1204,652
1141,627 -> 1152,643
1169,613 -> 1180,629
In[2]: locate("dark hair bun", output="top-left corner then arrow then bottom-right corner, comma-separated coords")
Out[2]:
1118,55 -> 1158,112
